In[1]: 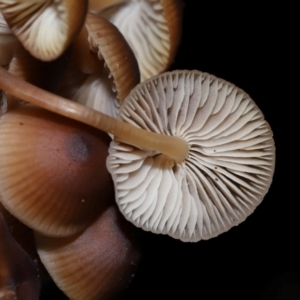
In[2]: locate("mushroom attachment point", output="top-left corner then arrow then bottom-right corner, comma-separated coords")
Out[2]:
107,70 -> 275,242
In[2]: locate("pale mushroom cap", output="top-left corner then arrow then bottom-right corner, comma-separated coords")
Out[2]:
99,0 -> 182,81
0,0 -> 88,61
107,70 -> 275,242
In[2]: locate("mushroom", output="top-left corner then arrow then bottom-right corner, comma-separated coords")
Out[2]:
36,204 -> 141,300
0,67 -> 275,243
0,104 -> 113,237
0,0 -> 88,61
95,0 -> 183,81
107,70 -> 275,241
57,12 -> 140,118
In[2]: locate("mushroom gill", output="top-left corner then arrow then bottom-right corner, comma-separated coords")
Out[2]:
0,0 -> 88,61
107,70 -> 275,242
97,0 -> 183,81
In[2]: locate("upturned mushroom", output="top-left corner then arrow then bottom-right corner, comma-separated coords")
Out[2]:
0,67 -> 275,242
57,12 -> 140,118
94,0 -> 183,81
107,70 -> 275,241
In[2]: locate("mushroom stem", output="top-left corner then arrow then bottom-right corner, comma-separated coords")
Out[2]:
0,66 -> 189,162
89,0 -> 125,11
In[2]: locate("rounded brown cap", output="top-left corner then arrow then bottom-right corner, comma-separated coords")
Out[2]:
36,204 -> 141,300
0,0 -> 88,61
0,104 -> 113,237
107,70 -> 275,242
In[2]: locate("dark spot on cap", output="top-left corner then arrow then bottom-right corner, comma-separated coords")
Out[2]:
67,134 -> 92,162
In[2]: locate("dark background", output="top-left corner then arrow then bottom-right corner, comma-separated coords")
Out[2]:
122,2 -> 297,300
41,1 -> 296,299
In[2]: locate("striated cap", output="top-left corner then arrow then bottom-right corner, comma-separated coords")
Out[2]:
107,70 -> 275,242
0,104 -> 113,237
36,204 -> 141,300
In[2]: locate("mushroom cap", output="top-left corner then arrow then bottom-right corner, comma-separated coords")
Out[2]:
0,104 -> 113,237
98,0 -> 182,81
0,0 -> 88,61
36,204 -> 141,300
107,70 -> 275,242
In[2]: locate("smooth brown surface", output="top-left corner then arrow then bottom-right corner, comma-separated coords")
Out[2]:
0,105 -> 113,237
37,204 -> 141,300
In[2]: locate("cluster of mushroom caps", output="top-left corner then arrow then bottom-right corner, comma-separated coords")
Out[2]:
0,0 -> 275,300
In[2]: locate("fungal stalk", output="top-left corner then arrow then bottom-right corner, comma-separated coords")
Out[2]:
0,66 -> 189,163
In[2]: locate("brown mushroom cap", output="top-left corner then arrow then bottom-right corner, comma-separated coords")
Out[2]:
0,104 -> 113,237
107,70 -> 275,242
36,204 -> 141,300
0,0 -> 88,61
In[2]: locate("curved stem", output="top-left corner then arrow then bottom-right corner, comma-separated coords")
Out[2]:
0,66 -> 189,162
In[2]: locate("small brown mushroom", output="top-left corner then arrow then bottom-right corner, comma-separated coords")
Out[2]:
107,70 -> 275,241
36,204 -> 141,300
0,104 -> 113,237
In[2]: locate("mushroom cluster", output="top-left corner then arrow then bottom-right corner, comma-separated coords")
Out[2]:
0,1 -> 275,299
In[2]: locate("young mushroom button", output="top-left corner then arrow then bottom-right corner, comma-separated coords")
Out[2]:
107,70 -> 275,242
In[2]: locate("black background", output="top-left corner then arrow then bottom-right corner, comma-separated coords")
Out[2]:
41,1 -> 297,299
